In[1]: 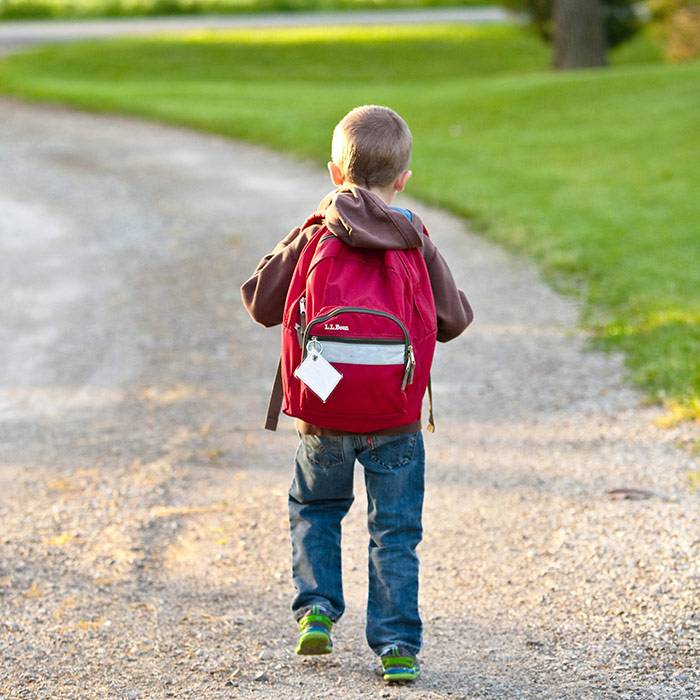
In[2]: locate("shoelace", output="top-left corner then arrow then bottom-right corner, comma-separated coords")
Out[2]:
381,644 -> 416,669
299,605 -> 331,632
382,644 -> 402,657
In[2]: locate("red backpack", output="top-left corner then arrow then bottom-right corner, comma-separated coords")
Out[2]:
265,214 -> 437,434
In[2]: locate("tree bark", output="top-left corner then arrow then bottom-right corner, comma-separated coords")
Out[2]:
553,0 -> 608,69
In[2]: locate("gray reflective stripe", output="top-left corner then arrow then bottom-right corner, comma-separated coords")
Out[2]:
319,341 -> 405,365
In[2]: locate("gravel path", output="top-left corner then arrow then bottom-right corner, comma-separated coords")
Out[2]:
0,7 -> 512,55
0,98 -> 698,699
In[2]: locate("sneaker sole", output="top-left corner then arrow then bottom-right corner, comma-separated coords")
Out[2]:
383,669 -> 421,683
295,631 -> 332,655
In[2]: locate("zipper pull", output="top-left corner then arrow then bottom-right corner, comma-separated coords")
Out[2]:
401,345 -> 416,391
297,296 -> 307,349
407,345 -> 416,385
307,336 -> 322,360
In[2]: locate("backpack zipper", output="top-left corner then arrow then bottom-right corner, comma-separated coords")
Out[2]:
312,335 -> 403,345
303,307 -> 415,389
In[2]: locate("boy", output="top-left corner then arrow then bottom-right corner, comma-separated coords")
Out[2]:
240,105 -> 472,682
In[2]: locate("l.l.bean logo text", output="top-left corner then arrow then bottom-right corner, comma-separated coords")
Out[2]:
324,323 -> 349,331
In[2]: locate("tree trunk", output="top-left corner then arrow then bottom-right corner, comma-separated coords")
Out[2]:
553,0 -> 608,69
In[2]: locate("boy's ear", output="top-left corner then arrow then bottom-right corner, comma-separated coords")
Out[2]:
394,169 -> 412,192
328,161 -> 345,186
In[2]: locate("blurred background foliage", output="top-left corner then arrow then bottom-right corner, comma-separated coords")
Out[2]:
648,0 -> 700,62
501,0 -> 641,47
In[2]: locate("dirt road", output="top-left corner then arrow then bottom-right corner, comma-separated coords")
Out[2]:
0,98 -> 698,699
0,8 -> 511,56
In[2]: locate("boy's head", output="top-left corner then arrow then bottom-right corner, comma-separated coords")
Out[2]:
328,105 -> 412,201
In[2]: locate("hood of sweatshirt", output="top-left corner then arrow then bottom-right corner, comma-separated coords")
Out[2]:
317,186 -> 424,251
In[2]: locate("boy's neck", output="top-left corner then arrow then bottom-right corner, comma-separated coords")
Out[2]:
369,186 -> 397,205
344,181 -> 396,205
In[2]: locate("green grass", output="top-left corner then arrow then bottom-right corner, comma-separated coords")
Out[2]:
0,0 -> 487,21
0,24 -> 698,417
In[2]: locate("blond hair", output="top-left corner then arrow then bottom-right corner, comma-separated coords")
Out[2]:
331,105 -> 412,189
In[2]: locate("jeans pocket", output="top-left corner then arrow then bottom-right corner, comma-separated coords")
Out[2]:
367,433 -> 418,469
300,434 -> 346,470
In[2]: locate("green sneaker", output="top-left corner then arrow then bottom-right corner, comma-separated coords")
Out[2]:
294,605 -> 333,655
380,644 -> 421,683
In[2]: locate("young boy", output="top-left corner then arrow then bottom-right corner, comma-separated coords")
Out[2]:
240,105 -> 472,682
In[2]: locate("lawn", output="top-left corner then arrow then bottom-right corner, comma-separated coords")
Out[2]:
0,0 -> 487,21
0,24 -> 698,418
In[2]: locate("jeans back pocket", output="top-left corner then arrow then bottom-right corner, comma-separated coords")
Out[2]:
367,433 -> 418,469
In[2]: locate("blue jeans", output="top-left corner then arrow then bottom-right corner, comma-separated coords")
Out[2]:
288,431 -> 425,656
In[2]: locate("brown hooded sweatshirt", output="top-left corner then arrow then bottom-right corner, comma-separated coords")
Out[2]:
240,186 -> 473,435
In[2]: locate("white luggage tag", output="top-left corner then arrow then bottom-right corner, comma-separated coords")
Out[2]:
294,339 -> 343,403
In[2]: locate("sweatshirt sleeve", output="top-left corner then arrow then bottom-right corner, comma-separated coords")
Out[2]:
240,224 -> 319,328
423,237 -> 474,342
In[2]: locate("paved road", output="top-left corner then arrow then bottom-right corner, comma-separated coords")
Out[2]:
0,7 -> 514,54
0,97 -> 698,698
